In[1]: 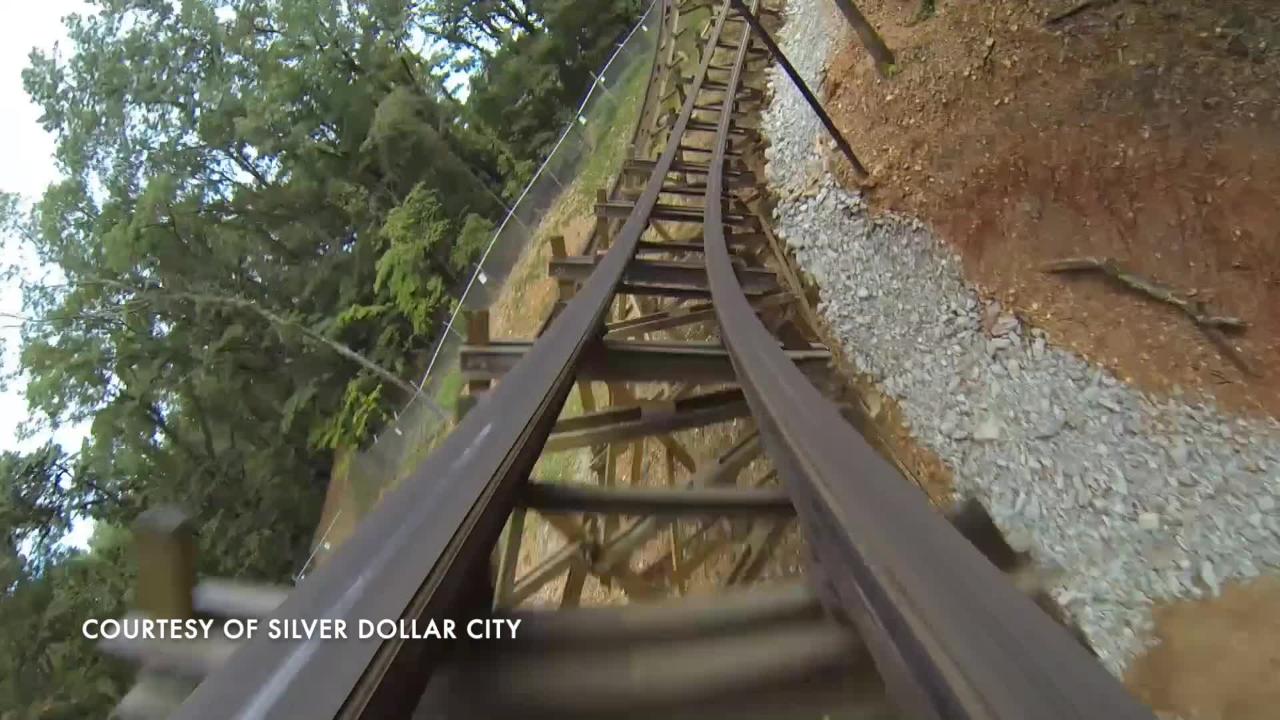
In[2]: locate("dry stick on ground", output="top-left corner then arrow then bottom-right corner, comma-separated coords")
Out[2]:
1041,256 -> 1259,377
1045,0 -> 1117,27
174,292 -> 427,396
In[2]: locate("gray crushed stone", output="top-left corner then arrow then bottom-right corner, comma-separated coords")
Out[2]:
759,0 -> 1280,676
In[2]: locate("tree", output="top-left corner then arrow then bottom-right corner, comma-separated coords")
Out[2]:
464,0 -> 644,189
12,0 -> 516,590
1,0 -> 650,714
0,445 -> 120,566
0,520 -> 134,718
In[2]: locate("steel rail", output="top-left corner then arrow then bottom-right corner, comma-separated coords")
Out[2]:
700,5 -> 1155,720
171,1 -> 741,718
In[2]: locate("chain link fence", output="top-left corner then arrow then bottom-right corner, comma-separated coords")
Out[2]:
302,1 -> 665,571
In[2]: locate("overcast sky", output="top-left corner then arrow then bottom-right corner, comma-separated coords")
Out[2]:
1,1 -> 94,548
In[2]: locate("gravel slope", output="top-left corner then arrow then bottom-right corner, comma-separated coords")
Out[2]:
760,0 -> 1280,675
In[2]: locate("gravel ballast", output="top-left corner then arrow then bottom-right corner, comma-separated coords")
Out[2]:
759,0 -> 1280,675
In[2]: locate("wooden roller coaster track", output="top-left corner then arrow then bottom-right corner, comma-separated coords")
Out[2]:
103,1 -> 1157,718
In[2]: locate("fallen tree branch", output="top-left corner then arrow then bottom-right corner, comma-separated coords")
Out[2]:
1045,0 -> 1116,27
83,276 -> 430,399
1041,256 -> 1258,377
188,293 -> 425,397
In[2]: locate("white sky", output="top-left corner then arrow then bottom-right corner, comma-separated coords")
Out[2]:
1,1 -> 94,549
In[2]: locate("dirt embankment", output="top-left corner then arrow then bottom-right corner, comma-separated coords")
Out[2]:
827,0 -> 1280,420
821,2 -> 1280,718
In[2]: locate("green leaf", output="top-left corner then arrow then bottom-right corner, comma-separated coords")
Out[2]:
280,383 -> 319,434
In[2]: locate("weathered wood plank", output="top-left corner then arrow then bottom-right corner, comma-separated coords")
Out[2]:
462,340 -> 830,385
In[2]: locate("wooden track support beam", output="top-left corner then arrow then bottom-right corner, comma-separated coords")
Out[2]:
595,434 -> 762,573
492,508 -> 528,609
726,517 -> 792,586
624,158 -> 756,186
594,200 -> 753,225
462,340 -> 831,385
603,291 -> 791,340
507,433 -> 763,605
550,256 -> 777,296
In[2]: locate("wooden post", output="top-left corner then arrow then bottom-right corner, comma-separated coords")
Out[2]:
602,434 -> 623,543
466,309 -> 490,351
595,190 -> 613,251
116,673 -> 196,719
458,310 -> 491,420
726,518 -> 791,585
493,509 -> 528,609
133,506 -> 196,620
543,234 -> 577,328
561,562 -> 588,608
548,234 -> 570,262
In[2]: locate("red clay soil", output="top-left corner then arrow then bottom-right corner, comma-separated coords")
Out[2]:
824,0 -> 1280,419
1125,577 -> 1280,720
820,1 -> 1280,715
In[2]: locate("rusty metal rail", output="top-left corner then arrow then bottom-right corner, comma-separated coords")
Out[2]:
702,4 -> 1154,718
108,1 -> 1158,718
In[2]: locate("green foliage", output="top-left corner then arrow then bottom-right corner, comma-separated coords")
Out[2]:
434,369 -> 464,414
313,379 -> 389,451
0,445 -> 108,565
569,53 -> 652,209
464,0 -> 645,190
0,527 -> 133,719
456,213 -> 495,270
374,184 -> 454,334
0,0 -> 648,714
